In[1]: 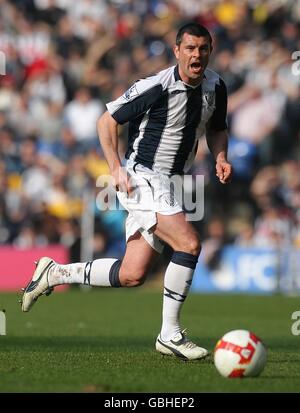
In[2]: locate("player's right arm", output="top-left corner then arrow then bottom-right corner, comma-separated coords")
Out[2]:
97,111 -> 132,193
98,77 -> 163,193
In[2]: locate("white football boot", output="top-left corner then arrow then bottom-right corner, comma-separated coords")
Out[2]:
156,330 -> 209,360
21,257 -> 55,312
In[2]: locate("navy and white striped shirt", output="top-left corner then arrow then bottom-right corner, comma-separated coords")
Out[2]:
107,65 -> 227,176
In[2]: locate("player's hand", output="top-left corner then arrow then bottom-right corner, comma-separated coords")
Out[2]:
111,166 -> 134,195
216,160 -> 233,184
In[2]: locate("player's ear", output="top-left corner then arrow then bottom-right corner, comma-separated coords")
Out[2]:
173,44 -> 180,59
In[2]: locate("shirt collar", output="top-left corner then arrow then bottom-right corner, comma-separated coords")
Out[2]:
174,64 -> 181,81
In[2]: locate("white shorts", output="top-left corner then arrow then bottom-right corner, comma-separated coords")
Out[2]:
117,160 -> 183,253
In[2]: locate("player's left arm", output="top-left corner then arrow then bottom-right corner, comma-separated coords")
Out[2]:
206,129 -> 233,184
206,77 -> 233,184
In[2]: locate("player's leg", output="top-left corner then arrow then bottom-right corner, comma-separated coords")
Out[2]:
153,212 -> 208,360
21,231 -> 158,312
50,231 -> 158,288
155,212 -> 200,254
155,211 -> 201,341
118,231 -> 159,287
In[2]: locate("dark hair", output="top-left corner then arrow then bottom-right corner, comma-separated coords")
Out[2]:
176,23 -> 212,46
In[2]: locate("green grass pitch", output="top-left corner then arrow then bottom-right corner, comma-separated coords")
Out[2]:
0,287 -> 300,392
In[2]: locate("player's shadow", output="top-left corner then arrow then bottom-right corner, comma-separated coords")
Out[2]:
1,334 -> 216,352
0,336 -> 214,365
0,336 -> 153,352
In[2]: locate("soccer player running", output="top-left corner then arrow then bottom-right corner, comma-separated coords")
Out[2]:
21,23 -> 232,360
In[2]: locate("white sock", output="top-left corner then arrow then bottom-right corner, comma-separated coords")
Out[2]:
160,252 -> 198,342
48,258 -> 121,287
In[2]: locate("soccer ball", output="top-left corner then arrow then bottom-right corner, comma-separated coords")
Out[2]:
214,330 -> 267,378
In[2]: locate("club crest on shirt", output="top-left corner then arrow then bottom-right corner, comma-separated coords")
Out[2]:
124,84 -> 139,100
202,91 -> 215,107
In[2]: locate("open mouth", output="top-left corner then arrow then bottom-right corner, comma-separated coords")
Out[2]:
190,62 -> 202,73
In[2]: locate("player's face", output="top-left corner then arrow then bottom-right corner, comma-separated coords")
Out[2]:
173,33 -> 212,86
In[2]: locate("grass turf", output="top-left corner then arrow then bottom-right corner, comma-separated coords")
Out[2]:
0,288 -> 300,393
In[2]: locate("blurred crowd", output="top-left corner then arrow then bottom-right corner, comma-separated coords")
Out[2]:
0,0 -> 299,265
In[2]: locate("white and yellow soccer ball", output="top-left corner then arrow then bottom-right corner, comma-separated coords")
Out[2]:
214,330 -> 267,378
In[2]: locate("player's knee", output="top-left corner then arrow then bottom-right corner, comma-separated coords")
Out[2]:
190,236 -> 201,255
120,270 -> 147,287
124,277 -> 146,287
181,235 -> 201,256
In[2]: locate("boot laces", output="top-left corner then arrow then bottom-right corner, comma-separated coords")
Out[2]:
181,329 -> 197,349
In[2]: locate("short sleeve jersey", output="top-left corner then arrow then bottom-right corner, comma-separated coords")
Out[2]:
107,65 -> 227,175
